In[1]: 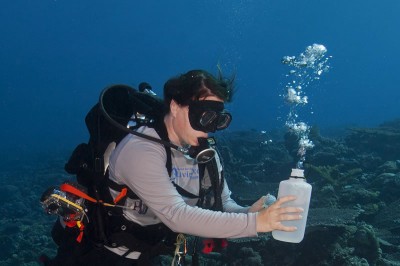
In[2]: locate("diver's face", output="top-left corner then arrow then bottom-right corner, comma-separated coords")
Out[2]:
188,99 -> 231,133
173,95 -> 223,146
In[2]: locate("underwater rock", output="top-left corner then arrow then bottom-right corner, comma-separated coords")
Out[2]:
340,187 -> 380,205
306,151 -> 339,166
314,184 -> 339,208
0,185 -> 20,202
307,208 -> 362,226
370,172 -> 400,203
230,247 -> 263,266
306,164 -> 342,188
283,132 -> 299,159
377,235 -> 400,255
219,130 -> 293,184
380,118 -> 400,129
345,123 -> 400,161
373,199 -> 400,235
0,235 -> 14,260
3,124 -> 400,265
348,224 -> 380,264
249,223 -> 381,265
357,154 -> 384,173
378,161 -> 399,174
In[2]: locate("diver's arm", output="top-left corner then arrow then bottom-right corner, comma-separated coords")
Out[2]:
111,129 -> 302,237
114,135 -> 258,239
220,179 -> 250,213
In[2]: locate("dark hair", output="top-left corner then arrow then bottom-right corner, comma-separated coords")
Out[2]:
163,69 -> 235,113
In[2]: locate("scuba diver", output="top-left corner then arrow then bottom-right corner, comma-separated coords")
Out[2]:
40,69 -> 303,265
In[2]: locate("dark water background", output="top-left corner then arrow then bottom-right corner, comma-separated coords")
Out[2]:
1,1 -> 400,265
1,0 -> 399,156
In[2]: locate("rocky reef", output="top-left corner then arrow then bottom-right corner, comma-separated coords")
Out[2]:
215,119 -> 400,266
1,119 -> 400,265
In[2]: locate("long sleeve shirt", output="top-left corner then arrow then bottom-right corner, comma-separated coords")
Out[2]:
106,126 -> 258,258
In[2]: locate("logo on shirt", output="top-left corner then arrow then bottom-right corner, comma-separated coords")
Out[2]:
171,167 -> 199,181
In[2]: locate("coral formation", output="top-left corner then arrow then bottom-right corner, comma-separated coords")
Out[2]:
2,118 -> 400,265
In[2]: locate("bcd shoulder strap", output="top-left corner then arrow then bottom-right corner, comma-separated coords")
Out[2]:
106,117 -> 172,199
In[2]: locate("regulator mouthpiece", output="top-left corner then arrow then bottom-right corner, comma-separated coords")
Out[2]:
186,137 -> 216,164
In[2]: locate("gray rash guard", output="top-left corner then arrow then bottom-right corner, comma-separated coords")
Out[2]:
106,126 -> 258,257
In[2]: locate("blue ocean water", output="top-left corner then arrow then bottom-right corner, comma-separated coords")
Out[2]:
1,1 -> 400,265
1,0 -> 399,155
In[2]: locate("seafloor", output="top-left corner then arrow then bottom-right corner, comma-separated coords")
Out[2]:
1,119 -> 400,266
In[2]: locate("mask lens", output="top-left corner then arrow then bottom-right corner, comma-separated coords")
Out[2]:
199,111 -> 232,132
200,111 -> 217,127
216,113 -> 232,130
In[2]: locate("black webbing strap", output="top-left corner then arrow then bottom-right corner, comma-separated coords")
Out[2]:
203,157 -> 223,211
152,119 -> 172,177
196,163 -> 207,207
107,177 -> 139,200
172,182 -> 199,199
106,120 -> 173,205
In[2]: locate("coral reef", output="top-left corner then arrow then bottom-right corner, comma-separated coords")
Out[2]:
219,119 -> 400,265
2,118 -> 400,265
345,120 -> 400,161
0,151 -> 69,266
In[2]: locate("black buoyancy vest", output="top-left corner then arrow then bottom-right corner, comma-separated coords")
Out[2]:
64,84 -> 224,257
101,120 -> 225,253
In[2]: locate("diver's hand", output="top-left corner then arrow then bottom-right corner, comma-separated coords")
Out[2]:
248,196 -> 266,213
256,195 -> 303,233
249,194 -> 277,213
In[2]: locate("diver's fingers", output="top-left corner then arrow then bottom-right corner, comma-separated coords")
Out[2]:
277,206 -> 304,215
271,212 -> 303,232
267,195 -> 296,210
275,195 -> 297,206
276,223 -> 298,232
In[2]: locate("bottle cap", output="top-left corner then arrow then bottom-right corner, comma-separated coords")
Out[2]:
290,168 -> 304,178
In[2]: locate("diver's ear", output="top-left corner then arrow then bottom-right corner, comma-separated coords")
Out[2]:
170,99 -> 179,118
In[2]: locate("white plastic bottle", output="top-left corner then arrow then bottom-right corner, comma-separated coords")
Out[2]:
272,168 -> 312,243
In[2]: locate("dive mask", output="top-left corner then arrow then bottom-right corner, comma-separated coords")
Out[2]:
188,100 -> 232,133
